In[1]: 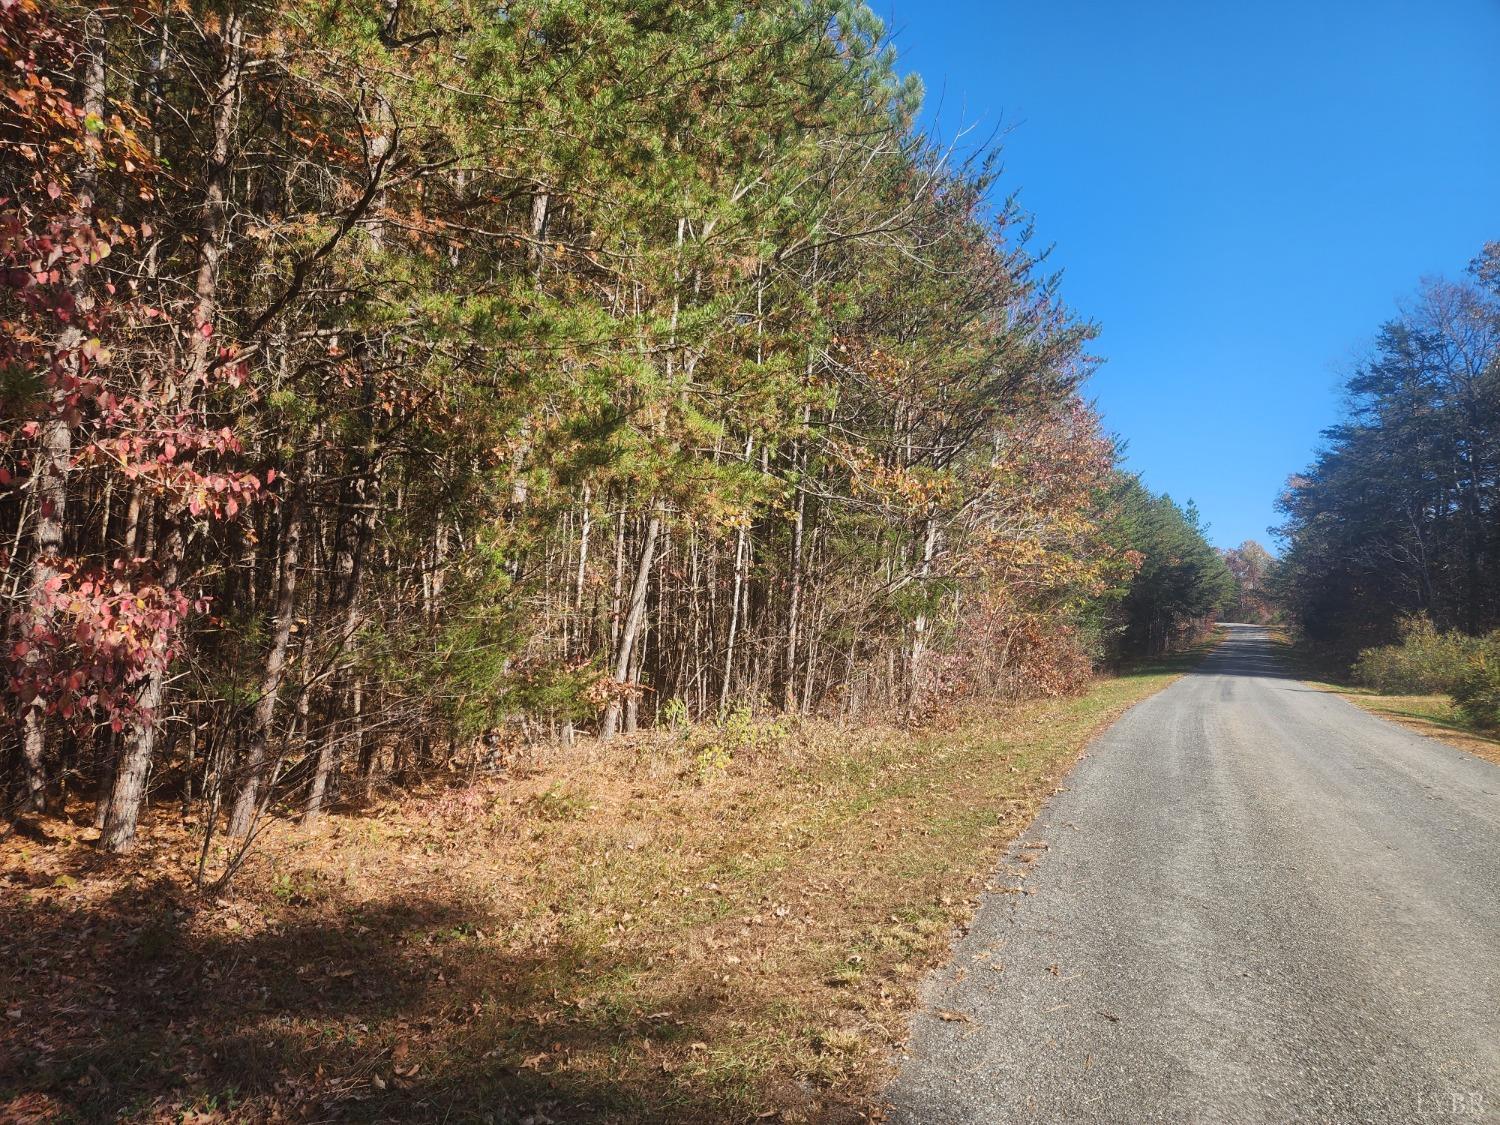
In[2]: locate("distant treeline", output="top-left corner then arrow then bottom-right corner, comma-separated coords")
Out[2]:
1276,244 -> 1500,655
1220,540 -> 1276,625
2,0 -> 1230,855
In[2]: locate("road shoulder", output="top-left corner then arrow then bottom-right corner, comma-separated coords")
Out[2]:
1267,632 -> 1500,770
1300,683 -> 1500,769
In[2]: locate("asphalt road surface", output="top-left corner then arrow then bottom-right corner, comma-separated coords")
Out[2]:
887,624 -> 1500,1124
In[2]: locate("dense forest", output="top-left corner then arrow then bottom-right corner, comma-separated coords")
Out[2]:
1275,245 -> 1500,727
2,0 -> 1231,856
1276,246 -> 1500,652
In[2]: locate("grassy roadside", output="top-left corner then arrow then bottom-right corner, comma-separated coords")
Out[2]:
1,649 -> 1208,1124
1268,633 -> 1500,769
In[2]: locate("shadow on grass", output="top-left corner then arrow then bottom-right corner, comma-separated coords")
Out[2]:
0,881 -> 740,1123
1114,642 -> 1221,681
1358,700 -> 1500,742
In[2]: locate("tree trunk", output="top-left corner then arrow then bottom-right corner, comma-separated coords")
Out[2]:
720,437 -> 753,714
16,13 -> 108,814
98,670 -> 163,851
100,11 -> 243,854
528,187 -> 549,266
228,490 -> 303,836
18,412 -> 69,813
908,515 -> 938,705
304,699 -> 337,823
93,728 -> 116,829
601,511 -> 660,739
183,10 -> 243,399
573,483 -> 591,653
782,464 -> 807,712
304,447 -> 377,821
624,628 -> 644,733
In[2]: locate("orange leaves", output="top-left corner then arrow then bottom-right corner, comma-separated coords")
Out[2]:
832,438 -> 958,512
1,0 -> 157,205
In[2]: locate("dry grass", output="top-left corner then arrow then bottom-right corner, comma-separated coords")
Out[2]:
1,659 -> 1194,1123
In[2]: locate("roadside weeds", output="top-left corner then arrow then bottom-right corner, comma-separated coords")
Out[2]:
1,655 -> 1203,1123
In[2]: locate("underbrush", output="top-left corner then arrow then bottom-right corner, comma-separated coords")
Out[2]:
1350,617 -> 1500,730
1451,656 -> 1500,729
0,666 -> 1191,1124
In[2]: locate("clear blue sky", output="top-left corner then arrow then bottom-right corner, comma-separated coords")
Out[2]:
888,0 -> 1500,549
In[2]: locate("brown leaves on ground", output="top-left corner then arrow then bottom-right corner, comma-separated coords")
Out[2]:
0,672 -> 1181,1123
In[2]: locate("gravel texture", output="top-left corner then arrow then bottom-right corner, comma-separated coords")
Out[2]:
886,624 -> 1500,1124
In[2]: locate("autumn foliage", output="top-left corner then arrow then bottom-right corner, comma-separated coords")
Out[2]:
1,0 -> 1227,857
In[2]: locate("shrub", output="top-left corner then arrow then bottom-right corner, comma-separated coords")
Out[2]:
1351,617 -> 1493,694
662,696 -> 690,733
672,705 -> 796,783
1451,656 -> 1500,731
719,703 -> 791,757
528,784 -> 592,822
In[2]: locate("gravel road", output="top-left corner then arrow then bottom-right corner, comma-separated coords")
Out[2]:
886,624 -> 1500,1124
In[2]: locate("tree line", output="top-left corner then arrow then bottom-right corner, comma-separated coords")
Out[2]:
2,0 -> 1231,859
1276,245 -> 1500,655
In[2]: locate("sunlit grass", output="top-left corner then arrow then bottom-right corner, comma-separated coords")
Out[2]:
1,659 -> 1199,1123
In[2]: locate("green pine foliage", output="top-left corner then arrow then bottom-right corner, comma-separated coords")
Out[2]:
1276,253 -> 1500,657
1105,477 -> 1236,657
2,0 -> 1232,844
